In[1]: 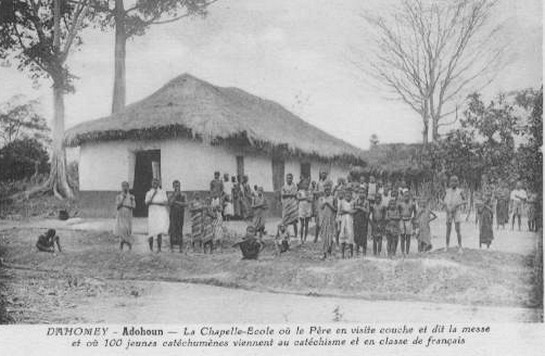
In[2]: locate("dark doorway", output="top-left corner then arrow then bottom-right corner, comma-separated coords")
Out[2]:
272,157 -> 285,192
301,162 -> 311,180
133,150 -> 161,217
236,156 -> 245,178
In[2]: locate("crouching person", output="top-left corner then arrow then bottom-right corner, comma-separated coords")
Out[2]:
275,224 -> 290,256
233,225 -> 264,260
36,229 -> 62,253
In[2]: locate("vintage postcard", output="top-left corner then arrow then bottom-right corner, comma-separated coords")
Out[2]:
0,0 -> 543,355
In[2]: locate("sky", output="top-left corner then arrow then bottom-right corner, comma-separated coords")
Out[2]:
0,0 -> 542,149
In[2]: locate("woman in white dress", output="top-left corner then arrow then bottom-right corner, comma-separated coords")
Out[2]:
145,178 -> 170,252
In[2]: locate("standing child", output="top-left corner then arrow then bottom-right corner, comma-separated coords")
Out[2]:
281,173 -> 299,237
385,199 -> 401,257
297,179 -> 312,243
443,175 -> 466,252
338,191 -> 356,258
478,192 -> 494,249
115,181 -> 136,251
398,193 -> 417,256
168,180 -> 187,253
212,204 -> 224,251
527,192 -> 538,232
335,190 -> 345,247
353,189 -> 370,256
252,187 -> 268,238
223,194 -> 234,221
190,196 -> 204,249
319,183 -> 337,259
415,199 -> 436,252
370,195 -> 386,256
367,175 -> 377,204
202,198 -> 216,253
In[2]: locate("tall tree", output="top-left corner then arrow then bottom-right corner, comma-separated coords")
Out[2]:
357,0 -> 505,146
0,0 -> 92,198
91,0 -> 217,114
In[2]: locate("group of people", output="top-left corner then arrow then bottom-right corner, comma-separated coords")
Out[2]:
114,171 -> 268,254
478,179 -> 538,232
280,170 -> 447,260
108,167 -> 536,260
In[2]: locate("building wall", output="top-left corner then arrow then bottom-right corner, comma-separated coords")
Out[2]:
78,138 -> 353,217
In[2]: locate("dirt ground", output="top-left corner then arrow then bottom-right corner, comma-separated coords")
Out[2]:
0,215 -> 542,324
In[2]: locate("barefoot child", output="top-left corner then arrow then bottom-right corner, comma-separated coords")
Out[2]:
443,175 -> 466,252
297,179 -> 312,243
115,181 -> 135,251
36,229 -> 62,253
338,191 -> 356,258
252,187 -> 268,238
370,194 -> 386,256
223,194 -> 234,221
202,198 -> 216,254
233,225 -> 264,260
478,192 -> 494,249
319,183 -> 337,259
415,199 -> 436,252
353,189 -> 370,256
190,195 -> 204,249
398,192 -> 417,256
385,199 -> 401,257
275,224 -> 290,256
212,204 -> 224,251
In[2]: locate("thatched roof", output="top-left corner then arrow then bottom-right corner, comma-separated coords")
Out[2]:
64,73 -> 366,164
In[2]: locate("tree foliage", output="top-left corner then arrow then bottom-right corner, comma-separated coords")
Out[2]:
516,87 -> 542,197
0,0 -> 93,199
0,137 -> 50,182
0,95 -> 50,147
423,90 -> 537,190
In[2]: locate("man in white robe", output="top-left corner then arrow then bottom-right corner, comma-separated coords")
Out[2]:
145,178 -> 169,252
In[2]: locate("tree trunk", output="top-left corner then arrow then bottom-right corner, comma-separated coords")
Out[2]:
111,0 -> 127,114
421,115 -> 429,147
49,81 -> 74,199
431,116 -> 439,142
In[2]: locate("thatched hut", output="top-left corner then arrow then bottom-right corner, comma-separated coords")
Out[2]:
65,74 -> 366,217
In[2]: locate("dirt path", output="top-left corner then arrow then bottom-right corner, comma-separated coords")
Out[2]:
5,275 -> 540,324
1,216 -> 542,324
95,281 -> 545,323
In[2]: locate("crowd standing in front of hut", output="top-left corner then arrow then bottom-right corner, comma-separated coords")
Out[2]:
107,167 -> 536,262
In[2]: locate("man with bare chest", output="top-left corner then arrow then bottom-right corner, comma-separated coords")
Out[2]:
398,193 -> 417,256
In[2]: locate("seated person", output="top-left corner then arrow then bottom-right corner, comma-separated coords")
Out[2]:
275,224 -> 290,255
233,225 -> 264,260
36,229 -> 62,253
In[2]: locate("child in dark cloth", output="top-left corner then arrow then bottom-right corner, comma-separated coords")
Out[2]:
252,187 -> 268,238
415,199 -> 436,252
385,199 -> 401,257
36,229 -> 62,253
275,224 -> 290,256
233,226 -> 264,260
370,194 -> 386,256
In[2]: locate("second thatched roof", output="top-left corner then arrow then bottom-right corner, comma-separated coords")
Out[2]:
64,74 -> 366,164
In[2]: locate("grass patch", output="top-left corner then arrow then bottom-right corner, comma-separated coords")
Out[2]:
1,227 -> 542,310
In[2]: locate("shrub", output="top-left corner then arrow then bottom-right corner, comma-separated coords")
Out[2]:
0,138 -> 49,182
